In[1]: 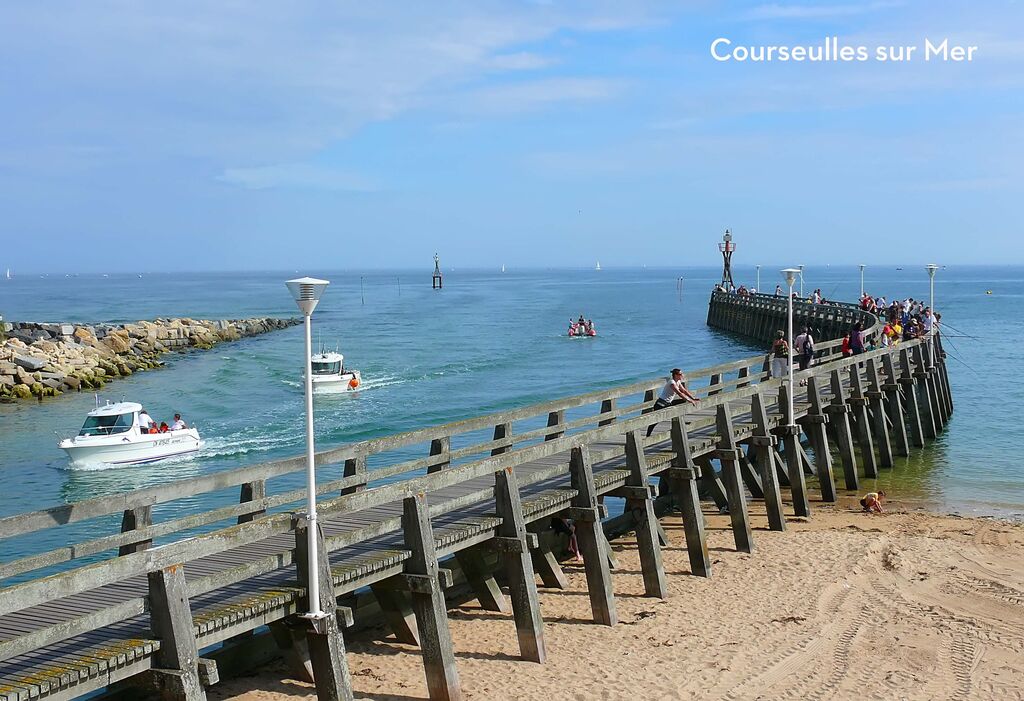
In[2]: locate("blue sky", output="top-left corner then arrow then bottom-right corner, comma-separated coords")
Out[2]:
0,1 -> 1021,272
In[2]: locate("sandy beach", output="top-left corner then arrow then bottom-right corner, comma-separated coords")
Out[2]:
212,500 -> 1024,701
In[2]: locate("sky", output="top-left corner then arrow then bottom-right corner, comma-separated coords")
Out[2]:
0,1 -> 1021,273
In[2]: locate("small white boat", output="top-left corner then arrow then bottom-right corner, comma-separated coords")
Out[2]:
595,261 -> 601,271
58,401 -> 202,466
310,351 -> 362,394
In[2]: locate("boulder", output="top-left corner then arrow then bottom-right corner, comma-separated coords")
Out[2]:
41,378 -> 63,391
60,324 -> 75,336
12,384 -> 32,399
73,327 -> 98,346
0,375 -> 14,388
62,375 -> 81,390
13,353 -> 47,372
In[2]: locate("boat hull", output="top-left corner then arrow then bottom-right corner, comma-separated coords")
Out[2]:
312,371 -> 362,394
59,430 -> 203,467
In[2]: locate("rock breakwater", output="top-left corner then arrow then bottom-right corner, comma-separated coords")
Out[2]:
0,317 -> 299,400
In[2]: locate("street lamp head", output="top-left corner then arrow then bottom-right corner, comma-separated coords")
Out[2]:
859,264 -> 866,272
781,268 -> 800,287
926,264 -> 939,278
286,277 -> 330,315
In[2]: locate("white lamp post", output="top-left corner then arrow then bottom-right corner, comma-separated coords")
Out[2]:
286,276 -> 330,622
926,264 -> 939,369
859,264 -> 866,297
798,265 -> 805,297
756,265 -> 761,293
781,269 -> 800,426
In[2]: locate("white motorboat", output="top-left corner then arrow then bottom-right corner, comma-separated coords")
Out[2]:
310,351 -> 362,394
58,401 -> 202,467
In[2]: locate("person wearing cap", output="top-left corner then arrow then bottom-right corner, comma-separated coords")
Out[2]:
138,408 -> 155,433
646,368 -> 699,437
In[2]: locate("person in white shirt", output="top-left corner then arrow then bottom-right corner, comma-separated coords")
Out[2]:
646,368 -> 699,436
138,409 -> 155,432
170,413 -> 187,431
794,326 -> 815,371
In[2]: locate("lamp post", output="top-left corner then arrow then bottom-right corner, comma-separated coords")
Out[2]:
756,265 -> 761,293
286,276 -> 330,622
926,264 -> 939,369
798,264 -> 805,298
781,269 -> 800,427
859,264 -> 866,297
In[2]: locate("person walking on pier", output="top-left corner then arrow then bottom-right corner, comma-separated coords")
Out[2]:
795,326 -> 815,371
646,368 -> 698,437
770,331 -> 790,379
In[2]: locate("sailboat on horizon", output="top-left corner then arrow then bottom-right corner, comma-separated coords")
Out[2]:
501,263 -> 505,273
595,260 -> 602,271
5,268 -> 10,280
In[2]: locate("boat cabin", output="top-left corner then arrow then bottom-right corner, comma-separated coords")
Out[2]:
311,352 -> 346,376
78,402 -> 141,436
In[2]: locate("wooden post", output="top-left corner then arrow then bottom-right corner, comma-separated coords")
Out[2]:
120,505 -> 153,555
715,403 -> 754,553
454,548 -> 509,613
920,343 -> 946,431
237,480 -> 266,524
911,345 -> 937,440
882,353 -> 910,457
545,410 -> 565,441
341,456 -> 366,496
750,394 -> 785,531
598,397 -> 617,426
899,348 -> 926,448
569,445 -> 617,626
402,493 -> 462,701
491,422 -> 512,456
865,358 -> 894,468
370,583 -> 420,645
669,416 -> 712,577
775,383 -> 810,517
848,363 -> 878,478
624,431 -> 668,598
694,456 -> 730,510
825,370 -> 859,490
737,444 -> 765,498
147,564 -> 206,701
294,519 -> 354,701
934,333 -> 954,416
494,467 -> 546,662
269,620 -> 315,684
428,436 -> 451,474
801,375 -> 839,500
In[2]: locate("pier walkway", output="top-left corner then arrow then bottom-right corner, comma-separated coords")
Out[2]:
0,294 -> 954,701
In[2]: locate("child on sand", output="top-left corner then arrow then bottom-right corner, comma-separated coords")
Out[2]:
860,491 -> 885,513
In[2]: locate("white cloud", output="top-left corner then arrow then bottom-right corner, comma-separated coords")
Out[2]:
742,2 -> 902,21
463,77 -> 624,113
487,52 -> 557,70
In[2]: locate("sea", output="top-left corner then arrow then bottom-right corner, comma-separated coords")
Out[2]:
1,265 -> 1021,575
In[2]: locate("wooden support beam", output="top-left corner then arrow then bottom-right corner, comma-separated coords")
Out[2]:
569,445 -> 617,626
737,443 -> 765,498
934,334 -> 955,417
454,548 -> 509,613
340,456 -> 366,495
147,564 -> 207,701
624,431 -> 668,598
545,409 -> 565,441
899,348 -> 926,448
120,505 -> 154,555
865,358 -> 894,468
269,620 -> 315,684
920,344 -> 946,432
495,466 -> 546,662
802,375 -> 839,500
750,394 -> 785,532
669,416 -> 711,577
774,384 -> 810,517
910,345 -> 938,440
428,437 -> 451,474
848,363 -> 878,479
370,582 -> 420,645
294,520 -> 354,701
772,448 -> 791,486
695,457 -> 730,510
236,481 -> 266,524
715,403 -> 754,553
825,370 -> 859,490
883,353 -> 910,456
527,523 -> 570,589
402,493 -> 462,701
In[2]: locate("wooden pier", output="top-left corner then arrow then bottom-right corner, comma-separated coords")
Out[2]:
0,293 -> 954,701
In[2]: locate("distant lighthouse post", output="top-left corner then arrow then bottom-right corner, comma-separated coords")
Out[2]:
432,253 -> 443,290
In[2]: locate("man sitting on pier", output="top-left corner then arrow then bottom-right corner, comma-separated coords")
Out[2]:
646,368 -> 699,437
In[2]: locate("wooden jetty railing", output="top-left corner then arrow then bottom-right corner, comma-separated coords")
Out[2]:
0,295 -> 954,701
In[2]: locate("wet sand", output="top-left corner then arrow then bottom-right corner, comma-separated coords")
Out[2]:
213,500 -> 1024,701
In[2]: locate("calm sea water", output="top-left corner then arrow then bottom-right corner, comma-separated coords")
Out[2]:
1,265 -> 1021,570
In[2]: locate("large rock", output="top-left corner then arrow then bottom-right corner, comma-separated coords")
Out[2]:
13,353 -> 47,372
73,327 -> 98,346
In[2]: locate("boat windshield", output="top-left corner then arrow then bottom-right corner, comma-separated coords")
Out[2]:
79,412 -> 135,436
312,361 -> 342,375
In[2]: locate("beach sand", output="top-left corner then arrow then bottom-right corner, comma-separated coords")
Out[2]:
212,501 -> 1024,701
